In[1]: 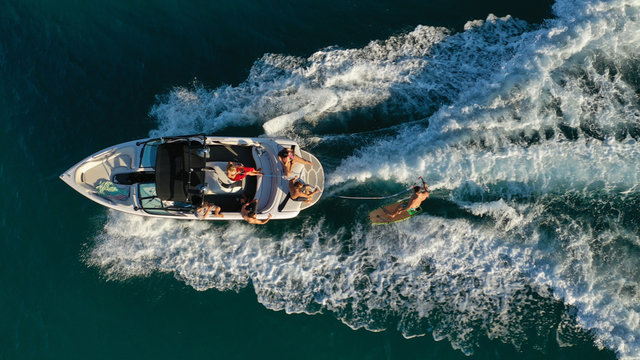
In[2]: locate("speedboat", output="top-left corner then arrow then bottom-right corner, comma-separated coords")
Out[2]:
59,135 -> 324,220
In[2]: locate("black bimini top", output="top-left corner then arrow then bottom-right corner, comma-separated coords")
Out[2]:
155,141 -> 205,202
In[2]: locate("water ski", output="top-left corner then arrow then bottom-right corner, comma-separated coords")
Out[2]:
369,199 -> 422,225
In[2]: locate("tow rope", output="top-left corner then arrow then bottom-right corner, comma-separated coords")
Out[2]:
327,188 -> 413,200
327,177 -> 427,200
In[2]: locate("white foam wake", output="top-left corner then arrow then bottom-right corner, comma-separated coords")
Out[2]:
89,206 -> 550,355
326,0 -> 640,357
149,26 -> 450,137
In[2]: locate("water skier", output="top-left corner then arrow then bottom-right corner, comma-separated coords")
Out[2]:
385,182 -> 429,218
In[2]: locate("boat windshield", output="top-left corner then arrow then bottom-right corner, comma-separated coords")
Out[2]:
140,140 -> 162,168
138,183 -> 194,216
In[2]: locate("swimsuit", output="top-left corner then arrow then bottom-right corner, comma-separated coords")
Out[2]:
279,149 -> 295,163
230,166 -> 255,181
401,203 -> 419,215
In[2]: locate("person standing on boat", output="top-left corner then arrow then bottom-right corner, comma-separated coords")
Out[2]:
241,199 -> 272,225
226,162 -> 262,181
278,147 -> 312,177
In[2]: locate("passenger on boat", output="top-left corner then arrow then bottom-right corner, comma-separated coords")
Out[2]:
278,147 -> 312,177
226,162 -> 262,181
196,202 -> 224,219
241,199 -> 272,225
288,176 -> 319,204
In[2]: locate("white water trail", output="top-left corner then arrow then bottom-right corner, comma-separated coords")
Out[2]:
149,26 -> 449,137
326,0 -> 640,357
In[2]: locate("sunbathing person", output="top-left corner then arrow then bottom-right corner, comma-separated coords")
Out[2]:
226,162 -> 262,181
288,176 -> 320,204
278,147 -> 312,177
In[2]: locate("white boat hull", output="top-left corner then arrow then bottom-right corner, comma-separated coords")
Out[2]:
60,135 -> 324,220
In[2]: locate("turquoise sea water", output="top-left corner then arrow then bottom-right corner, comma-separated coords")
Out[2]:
3,0 -> 639,358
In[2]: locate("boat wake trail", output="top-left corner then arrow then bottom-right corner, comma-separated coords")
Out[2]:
90,0 -> 640,357
149,25 -> 449,137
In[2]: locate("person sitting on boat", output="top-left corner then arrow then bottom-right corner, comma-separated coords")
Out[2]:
196,201 -> 224,219
241,199 -> 272,225
226,162 -> 262,181
278,147 -> 312,177
385,183 -> 429,218
288,176 -> 319,204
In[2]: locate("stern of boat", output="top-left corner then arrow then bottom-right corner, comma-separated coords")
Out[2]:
297,150 -> 324,210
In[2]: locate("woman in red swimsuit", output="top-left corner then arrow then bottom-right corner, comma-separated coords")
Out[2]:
226,162 -> 262,181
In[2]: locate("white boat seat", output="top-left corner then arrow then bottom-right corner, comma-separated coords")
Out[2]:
202,162 -> 243,194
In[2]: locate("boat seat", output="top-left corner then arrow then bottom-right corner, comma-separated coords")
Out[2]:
202,162 -> 243,194
82,160 -> 131,188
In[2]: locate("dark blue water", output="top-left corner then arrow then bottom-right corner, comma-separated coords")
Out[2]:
3,0 -> 638,358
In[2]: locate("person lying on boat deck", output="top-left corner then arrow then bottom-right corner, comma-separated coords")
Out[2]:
196,201 -> 224,219
226,162 -> 262,181
241,199 -> 272,225
278,147 -> 312,177
288,176 -> 320,204
385,183 -> 430,218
